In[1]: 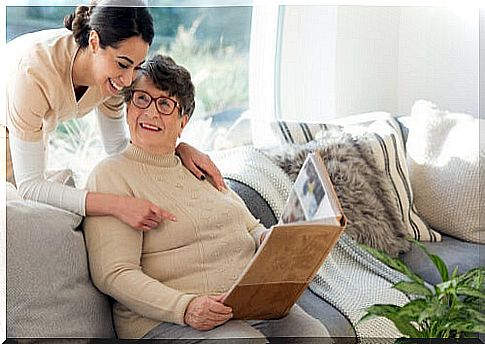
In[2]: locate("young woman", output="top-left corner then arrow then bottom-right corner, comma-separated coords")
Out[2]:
5,1 -> 225,231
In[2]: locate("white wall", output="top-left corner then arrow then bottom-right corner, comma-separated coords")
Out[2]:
272,6 -> 479,121
397,7 -> 479,116
278,6 -> 337,121
335,6 -> 401,117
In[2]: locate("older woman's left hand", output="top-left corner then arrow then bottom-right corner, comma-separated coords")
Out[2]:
176,142 -> 227,191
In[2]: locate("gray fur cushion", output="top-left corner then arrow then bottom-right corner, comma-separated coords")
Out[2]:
269,129 -> 411,257
7,200 -> 115,338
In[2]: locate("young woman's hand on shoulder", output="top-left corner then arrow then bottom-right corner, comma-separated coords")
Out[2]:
176,142 -> 227,191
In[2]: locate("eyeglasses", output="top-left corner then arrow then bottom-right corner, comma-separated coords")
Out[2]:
131,90 -> 181,116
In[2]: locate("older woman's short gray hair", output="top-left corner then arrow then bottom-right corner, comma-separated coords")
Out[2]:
123,54 -> 195,119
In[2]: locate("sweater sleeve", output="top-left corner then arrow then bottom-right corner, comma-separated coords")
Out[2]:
83,165 -> 196,325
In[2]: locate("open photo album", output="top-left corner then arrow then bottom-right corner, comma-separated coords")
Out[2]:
223,152 -> 347,319
280,153 -> 346,227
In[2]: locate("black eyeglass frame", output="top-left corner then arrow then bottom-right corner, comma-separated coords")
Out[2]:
131,89 -> 181,116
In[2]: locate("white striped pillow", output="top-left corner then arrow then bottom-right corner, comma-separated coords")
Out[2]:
270,120 -> 341,144
360,119 -> 441,242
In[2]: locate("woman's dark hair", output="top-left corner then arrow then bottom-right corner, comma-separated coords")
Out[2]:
123,55 -> 196,119
64,0 -> 154,49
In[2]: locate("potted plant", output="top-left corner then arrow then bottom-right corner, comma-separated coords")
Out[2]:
360,240 -> 484,338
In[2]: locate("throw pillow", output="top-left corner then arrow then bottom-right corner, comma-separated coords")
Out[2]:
269,112 -> 394,145
6,200 -> 115,338
270,128 -> 412,257
407,100 -> 483,243
270,120 -> 341,144
347,119 -> 441,242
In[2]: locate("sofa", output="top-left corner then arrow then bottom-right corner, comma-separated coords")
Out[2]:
6,105 -> 483,341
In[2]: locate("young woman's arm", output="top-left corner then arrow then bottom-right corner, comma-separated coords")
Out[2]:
9,135 -> 174,230
96,108 -> 129,155
9,135 -> 87,214
175,142 -> 227,191
85,192 -> 176,231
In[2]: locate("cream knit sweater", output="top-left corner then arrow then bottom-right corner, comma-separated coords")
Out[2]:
83,144 -> 266,339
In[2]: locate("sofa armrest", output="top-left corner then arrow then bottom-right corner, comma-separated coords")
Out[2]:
225,178 -> 277,228
7,200 -> 115,338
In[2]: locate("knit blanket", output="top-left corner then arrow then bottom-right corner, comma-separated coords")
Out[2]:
210,146 -> 410,341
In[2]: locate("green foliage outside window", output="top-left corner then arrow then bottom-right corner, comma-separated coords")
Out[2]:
157,18 -> 249,116
6,5 -> 252,184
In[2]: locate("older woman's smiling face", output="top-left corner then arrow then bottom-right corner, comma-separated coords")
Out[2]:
126,75 -> 188,155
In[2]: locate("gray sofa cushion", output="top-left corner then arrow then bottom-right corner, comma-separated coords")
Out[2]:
400,234 -> 484,286
7,200 -> 114,338
298,289 -> 356,340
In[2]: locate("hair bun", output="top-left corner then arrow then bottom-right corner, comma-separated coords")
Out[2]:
63,12 -> 76,30
64,6 -> 93,46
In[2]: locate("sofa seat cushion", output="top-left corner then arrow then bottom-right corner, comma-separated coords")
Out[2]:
400,234 -> 484,285
7,200 -> 115,338
297,289 -> 356,340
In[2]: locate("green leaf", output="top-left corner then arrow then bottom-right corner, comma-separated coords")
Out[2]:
394,281 -> 433,297
411,240 -> 449,282
467,323 -> 485,334
417,302 -> 448,323
398,299 -> 442,325
363,245 -> 424,284
456,286 -> 485,299
357,305 -> 401,327
386,313 -> 421,338
443,320 -> 485,335
398,299 -> 428,319
456,267 -> 485,289
365,304 -> 402,317
464,308 -> 485,323
436,279 -> 457,294
451,266 -> 459,279
357,312 -> 378,326
359,306 -> 422,338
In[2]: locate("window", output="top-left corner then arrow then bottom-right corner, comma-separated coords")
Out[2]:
6,4 -> 252,186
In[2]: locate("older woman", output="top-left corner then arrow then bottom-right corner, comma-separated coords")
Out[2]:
83,54 -> 330,341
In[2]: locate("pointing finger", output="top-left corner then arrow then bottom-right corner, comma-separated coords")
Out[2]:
151,206 -> 177,222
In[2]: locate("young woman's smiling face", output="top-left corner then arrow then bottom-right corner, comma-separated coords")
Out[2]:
90,33 -> 149,97
126,75 -> 188,155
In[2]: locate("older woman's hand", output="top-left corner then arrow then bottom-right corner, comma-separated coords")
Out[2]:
113,195 -> 177,231
184,294 -> 233,331
176,142 -> 227,191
